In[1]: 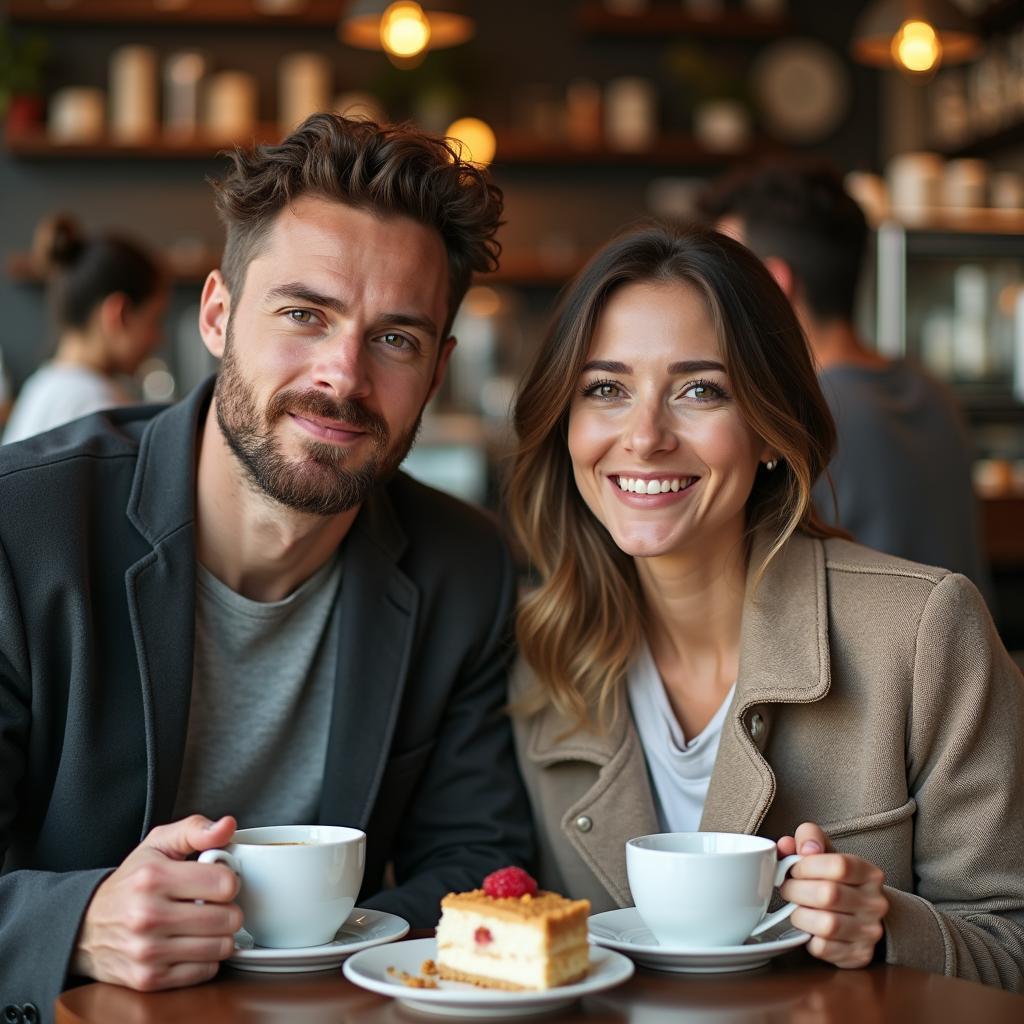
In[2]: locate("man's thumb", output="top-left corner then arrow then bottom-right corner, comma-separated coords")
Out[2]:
142,814 -> 237,859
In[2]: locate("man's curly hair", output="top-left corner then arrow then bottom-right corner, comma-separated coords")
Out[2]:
210,113 -> 503,335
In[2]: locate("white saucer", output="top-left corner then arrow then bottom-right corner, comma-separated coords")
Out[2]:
343,936 -> 634,1017
224,907 -> 409,973
588,908 -> 811,974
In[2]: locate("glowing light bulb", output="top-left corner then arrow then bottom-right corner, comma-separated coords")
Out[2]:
892,19 -> 941,74
446,117 -> 497,167
380,2 -> 432,60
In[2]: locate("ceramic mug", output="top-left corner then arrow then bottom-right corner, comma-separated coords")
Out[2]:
199,824 -> 365,948
626,832 -> 802,948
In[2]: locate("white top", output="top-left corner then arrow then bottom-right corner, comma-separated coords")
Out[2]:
2,363 -> 130,444
627,643 -> 736,833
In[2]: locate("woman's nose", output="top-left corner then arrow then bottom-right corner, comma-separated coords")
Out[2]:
624,401 -> 676,459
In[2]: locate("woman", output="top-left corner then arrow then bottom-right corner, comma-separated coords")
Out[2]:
506,224 -> 1024,988
3,214 -> 168,444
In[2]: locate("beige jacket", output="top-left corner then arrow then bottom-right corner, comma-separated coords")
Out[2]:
512,531 -> 1024,990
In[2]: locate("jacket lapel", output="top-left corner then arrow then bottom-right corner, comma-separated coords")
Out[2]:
124,383 -> 211,836
526,695 -> 659,907
318,484 -> 418,829
701,530 -> 832,834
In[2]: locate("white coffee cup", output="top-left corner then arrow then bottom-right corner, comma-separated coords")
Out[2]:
199,824 -> 365,948
626,832 -> 802,948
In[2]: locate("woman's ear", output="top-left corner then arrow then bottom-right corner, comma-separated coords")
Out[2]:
198,269 -> 231,359
97,291 -> 130,337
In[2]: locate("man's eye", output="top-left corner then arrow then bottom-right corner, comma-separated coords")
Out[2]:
380,332 -> 412,349
287,309 -> 317,325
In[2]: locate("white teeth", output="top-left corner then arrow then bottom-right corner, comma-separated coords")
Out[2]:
615,476 -> 693,494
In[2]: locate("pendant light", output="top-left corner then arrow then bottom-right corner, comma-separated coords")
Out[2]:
339,0 -> 474,66
851,0 -> 981,75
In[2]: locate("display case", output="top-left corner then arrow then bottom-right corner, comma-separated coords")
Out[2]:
869,220 -> 1024,648
872,220 -> 1024,459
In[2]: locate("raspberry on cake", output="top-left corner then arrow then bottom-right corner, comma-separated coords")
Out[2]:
435,868 -> 590,991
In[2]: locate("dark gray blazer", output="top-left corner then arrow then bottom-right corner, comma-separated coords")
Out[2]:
0,379 -> 532,1016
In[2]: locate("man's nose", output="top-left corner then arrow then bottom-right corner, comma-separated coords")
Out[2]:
310,330 -> 371,398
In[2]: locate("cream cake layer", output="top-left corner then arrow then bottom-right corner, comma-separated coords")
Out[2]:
436,907 -> 583,956
436,945 -> 590,991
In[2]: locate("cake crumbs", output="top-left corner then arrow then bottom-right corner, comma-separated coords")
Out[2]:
386,965 -> 438,989
421,959 -> 438,975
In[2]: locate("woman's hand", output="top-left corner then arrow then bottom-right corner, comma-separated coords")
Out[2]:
778,822 -> 889,969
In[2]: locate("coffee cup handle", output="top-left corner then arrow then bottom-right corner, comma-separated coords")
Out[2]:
749,854 -> 803,938
196,849 -> 240,907
198,848 -> 240,873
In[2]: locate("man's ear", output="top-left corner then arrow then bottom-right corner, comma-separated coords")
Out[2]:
198,270 -> 231,359
763,256 -> 796,302
426,335 -> 457,405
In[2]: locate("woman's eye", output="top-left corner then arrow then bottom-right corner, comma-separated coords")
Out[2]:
582,380 -> 622,400
682,379 -> 725,401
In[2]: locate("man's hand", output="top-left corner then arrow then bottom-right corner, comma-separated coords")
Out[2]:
71,815 -> 242,991
778,822 -> 889,969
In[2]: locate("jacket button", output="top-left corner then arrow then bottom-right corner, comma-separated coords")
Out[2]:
3,1006 -> 23,1024
748,712 -> 765,741
575,815 -> 593,833
21,1008 -> 38,1024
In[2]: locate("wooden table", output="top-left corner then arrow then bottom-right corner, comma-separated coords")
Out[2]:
56,950 -> 1024,1023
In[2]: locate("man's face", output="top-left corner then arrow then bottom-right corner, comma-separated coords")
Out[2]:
204,196 -> 453,517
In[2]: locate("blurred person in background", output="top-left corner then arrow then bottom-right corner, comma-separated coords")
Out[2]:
697,162 -> 992,602
2,213 -> 168,444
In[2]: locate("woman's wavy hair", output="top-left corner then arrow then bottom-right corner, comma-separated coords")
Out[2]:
505,222 -> 844,731
210,113 -> 503,336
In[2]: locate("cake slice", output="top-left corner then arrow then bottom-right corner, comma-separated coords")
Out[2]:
435,867 -> 590,991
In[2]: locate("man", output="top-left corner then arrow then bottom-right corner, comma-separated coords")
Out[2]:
698,162 -> 992,596
0,114 -> 532,1014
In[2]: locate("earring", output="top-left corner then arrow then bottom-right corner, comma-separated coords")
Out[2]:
765,459 -> 778,471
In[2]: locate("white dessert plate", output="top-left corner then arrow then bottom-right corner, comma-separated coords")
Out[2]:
224,907 -> 409,973
343,936 -> 634,1017
588,907 -> 811,974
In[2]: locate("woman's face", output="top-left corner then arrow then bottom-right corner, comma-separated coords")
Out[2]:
567,279 -> 770,563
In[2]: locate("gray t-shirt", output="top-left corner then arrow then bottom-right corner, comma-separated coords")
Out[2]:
173,553 -> 342,827
812,359 -> 991,599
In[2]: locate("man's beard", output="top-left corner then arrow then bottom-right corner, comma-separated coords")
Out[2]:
213,323 -> 421,517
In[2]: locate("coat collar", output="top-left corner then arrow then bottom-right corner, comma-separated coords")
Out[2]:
522,528 -> 832,904
125,379 -> 211,833
526,528 -> 831,767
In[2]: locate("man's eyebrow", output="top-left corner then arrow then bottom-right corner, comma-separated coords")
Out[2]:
580,359 -> 726,374
265,284 -> 347,314
376,312 -> 440,339
264,285 -> 439,338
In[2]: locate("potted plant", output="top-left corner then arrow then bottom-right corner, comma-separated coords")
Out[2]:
0,27 -> 50,135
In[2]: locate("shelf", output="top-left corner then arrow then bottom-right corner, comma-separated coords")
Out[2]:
7,0 -> 343,27
577,2 -> 790,38
8,250 -> 581,290
4,125 -> 280,159
7,251 -> 215,285
492,133 -> 780,167
938,120 -> 1024,160
6,125 -> 780,167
